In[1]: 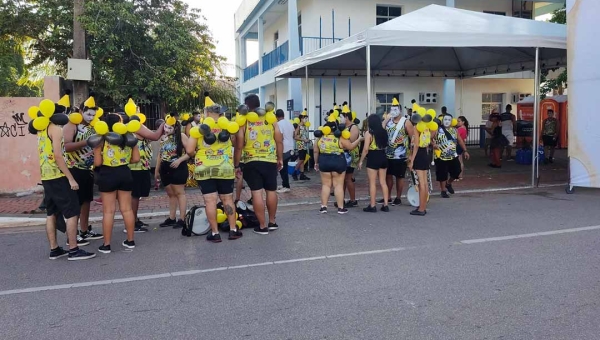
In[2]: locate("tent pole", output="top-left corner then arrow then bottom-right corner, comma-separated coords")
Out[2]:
532,47 -> 540,187
366,44 -> 371,115
305,66 -> 309,118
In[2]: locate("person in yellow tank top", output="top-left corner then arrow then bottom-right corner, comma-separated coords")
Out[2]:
234,94 -> 283,235
341,105 -> 361,208
64,94 -> 103,244
358,114 -> 390,212
184,110 -> 202,188
313,122 -> 363,214
94,113 -> 140,254
32,96 -> 96,261
293,113 -> 311,181
408,113 -> 433,216
186,103 -> 243,242
155,113 -> 190,229
127,111 -> 164,232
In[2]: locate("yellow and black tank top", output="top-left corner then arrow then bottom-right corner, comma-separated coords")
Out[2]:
295,125 -> 309,150
102,142 -> 132,167
242,116 -> 277,164
160,135 -> 179,162
419,129 -> 431,148
38,128 -> 65,181
369,136 -> 384,151
193,127 -> 234,181
346,124 -> 360,168
66,124 -> 95,170
129,138 -> 152,171
318,135 -> 342,155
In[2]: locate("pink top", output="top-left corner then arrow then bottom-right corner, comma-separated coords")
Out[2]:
458,126 -> 468,140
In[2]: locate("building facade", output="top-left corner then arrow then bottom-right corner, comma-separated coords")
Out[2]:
235,0 -> 565,125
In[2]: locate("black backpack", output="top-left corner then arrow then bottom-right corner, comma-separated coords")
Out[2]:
182,205 -> 211,237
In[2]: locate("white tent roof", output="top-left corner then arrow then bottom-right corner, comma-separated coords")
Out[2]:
275,5 -> 567,78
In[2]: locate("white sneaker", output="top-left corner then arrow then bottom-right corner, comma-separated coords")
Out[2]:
277,185 -> 283,190
277,187 -> 291,193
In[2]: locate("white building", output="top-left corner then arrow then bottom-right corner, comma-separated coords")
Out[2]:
235,0 -> 566,127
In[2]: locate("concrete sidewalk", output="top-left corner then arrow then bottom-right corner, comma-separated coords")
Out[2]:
0,149 -> 568,226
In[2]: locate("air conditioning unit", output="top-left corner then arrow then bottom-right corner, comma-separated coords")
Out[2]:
512,93 -> 532,103
418,92 -> 437,105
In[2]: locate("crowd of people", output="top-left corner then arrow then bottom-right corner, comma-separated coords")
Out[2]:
32,90 -> 476,262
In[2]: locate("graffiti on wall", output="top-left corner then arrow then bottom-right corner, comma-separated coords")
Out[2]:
0,112 -> 29,138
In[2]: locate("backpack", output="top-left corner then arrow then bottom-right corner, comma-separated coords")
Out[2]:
182,205 -> 211,237
234,201 -> 260,230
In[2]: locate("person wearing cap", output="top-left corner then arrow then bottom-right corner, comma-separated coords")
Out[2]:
276,108 -> 294,193
293,110 -> 311,181
33,96 -> 96,261
234,94 -> 283,235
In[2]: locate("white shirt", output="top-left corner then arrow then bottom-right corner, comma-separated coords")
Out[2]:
277,119 -> 295,153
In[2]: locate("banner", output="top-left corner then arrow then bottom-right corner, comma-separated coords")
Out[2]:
568,0 -> 600,188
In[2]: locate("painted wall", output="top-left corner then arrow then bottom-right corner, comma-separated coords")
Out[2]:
0,76 -> 61,194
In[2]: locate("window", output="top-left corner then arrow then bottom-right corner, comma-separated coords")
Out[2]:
484,11 -> 506,16
376,93 -> 402,117
513,0 -> 533,19
376,5 -> 401,25
298,13 -> 302,41
273,31 -> 279,50
482,93 -> 504,121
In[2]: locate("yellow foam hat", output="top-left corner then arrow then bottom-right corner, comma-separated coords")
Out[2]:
58,93 -> 70,108
84,95 -> 96,108
204,92 -> 214,107
333,103 -> 339,110
342,105 -> 350,113
300,109 -> 308,116
392,97 -> 399,106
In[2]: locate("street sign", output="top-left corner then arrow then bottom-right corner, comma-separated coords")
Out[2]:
287,99 -> 294,112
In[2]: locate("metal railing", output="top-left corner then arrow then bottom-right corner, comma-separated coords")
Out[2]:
243,61 -> 259,81
301,37 -> 342,55
464,126 -> 485,147
262,41 -> 289,73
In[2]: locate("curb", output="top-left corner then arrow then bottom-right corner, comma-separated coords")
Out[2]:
0,183 -> 565,229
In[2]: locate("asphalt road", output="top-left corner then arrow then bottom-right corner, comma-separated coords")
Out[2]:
1,186 -> 599,340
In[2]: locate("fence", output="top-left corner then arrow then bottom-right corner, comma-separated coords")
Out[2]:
262,41 -> 289,72
300,37 -> 342,55
243,61 -> 259,81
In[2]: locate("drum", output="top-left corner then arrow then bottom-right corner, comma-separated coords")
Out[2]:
408,170 -> 431,208
188,206 -> 211,236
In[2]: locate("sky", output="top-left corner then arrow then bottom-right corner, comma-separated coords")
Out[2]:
183,0 -> 258,77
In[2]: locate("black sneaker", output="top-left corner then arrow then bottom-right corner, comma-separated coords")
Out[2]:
122,240 -> 135,249
391,198 -> 402,206
410,209 -> 427,216
123,226 -> 148,233
137,219 -> 149,226
319,206 -> 328,214
446,184 -> 455,194
549,157 -> 554,164
441,191 -> 450,198
346,200 -> 358,208
380,205 -> 390,212
67,234 -> 90,247
253,226 -> 269,235
299,174 -> 310,180
98,244 -> 111,254
292,174 -> 299,181
363,205 -> 377,213
159,218 -> 176,228
80,227 -> 103,240
247,198 -> 253,205
338,208 -> 348,215
173,219 -> 185,229
268,223 -> 279,231
68,248 -> 96,261
49,247 -> 68,260
207,233 -> 222,243
228,230 -> 243,240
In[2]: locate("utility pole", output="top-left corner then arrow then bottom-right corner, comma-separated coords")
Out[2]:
72,0 -> 88,108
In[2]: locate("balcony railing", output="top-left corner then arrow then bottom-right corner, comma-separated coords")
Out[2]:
262,41 -> 289,73
301,37 -> 342,55
243,61 -> 259,81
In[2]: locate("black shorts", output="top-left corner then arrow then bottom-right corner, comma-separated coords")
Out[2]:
70,167 -> 94,204
243,161 -> 278,191
435,157 -> 461,182
96,165 -> 133,192
386,159 -> 407,178
131,169 -> 151,198
346,167 -> 355,174
198,179 -> 234,195
42,177 -> 80,219
159,161 -> 188,187
319,154 -> 346,174
366,149 -> 388,170
542,135 -> 558,147
298,150 -> 307,161
413,147 -> 431,171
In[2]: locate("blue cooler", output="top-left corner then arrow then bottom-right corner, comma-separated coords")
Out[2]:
288,161 -> 298,175
516,148 -> 532,165
537,146 -> 545,164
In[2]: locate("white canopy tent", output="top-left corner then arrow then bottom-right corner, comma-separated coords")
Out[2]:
274,5 -> 567,187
